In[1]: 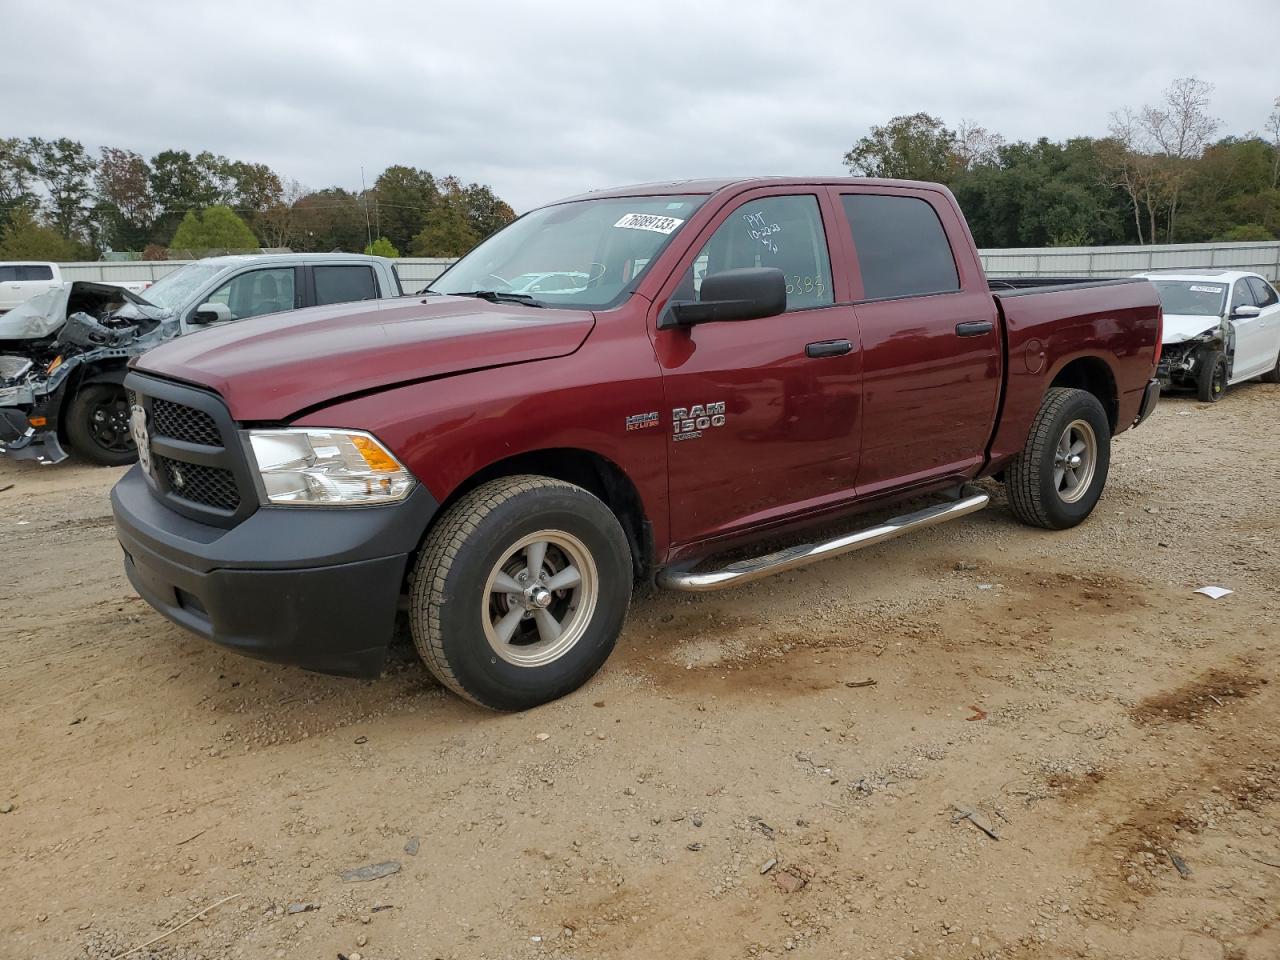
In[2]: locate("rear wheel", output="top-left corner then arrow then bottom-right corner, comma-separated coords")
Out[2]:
1261,350 -> 1280,384
409,475 -> 632,710
1196,349 -> 1227,402
1007,387 -> 1111,530
64,382 -> 137,466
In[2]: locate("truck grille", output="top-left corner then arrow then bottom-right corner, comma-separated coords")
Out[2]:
155,455 -> 241,511
151,398 -> 222,447
125,372 -> 257,528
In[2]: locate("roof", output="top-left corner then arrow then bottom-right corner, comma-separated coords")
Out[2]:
1135,270 -> 1260,283
193,252 -> 394,268
552,176 -> 951,205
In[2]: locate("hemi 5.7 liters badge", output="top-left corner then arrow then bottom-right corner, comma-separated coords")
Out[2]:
625,411 -> 659,431
672,402 -> 726,441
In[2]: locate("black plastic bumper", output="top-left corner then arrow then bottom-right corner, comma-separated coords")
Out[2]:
1134,377 -> 1160,427
111,465 -> 439,677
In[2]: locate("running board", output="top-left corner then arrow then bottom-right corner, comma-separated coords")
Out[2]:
657,484 -> 990,593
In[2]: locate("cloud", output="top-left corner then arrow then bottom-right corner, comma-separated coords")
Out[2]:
4,0 -> 1274,211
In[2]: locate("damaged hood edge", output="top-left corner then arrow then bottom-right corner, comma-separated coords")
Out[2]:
0,281 -> 161,341
1162,313 -> 1222,345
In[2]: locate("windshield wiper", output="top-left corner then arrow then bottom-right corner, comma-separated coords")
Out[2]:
452,290 -> 545,308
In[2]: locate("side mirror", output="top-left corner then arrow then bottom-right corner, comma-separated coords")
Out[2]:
190,302 -> 232,325
661,267 -> 787,328
1232,304 -> 1261,319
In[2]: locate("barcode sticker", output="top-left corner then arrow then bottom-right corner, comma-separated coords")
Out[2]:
614,213 -> 684,234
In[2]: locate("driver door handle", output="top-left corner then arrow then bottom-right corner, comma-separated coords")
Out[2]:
955,320 -> 995,337
806,339 -> 853,358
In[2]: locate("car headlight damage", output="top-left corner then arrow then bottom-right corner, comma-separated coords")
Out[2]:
248,429 -> 415,505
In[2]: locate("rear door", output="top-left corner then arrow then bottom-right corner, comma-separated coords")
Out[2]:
832,188 -> 1001,495
308,262 -> 382,307
651,189 -> 862,546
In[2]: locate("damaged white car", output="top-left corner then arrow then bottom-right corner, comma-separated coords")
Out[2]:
0,254 -> 403,464
1137,270 -> 1280,402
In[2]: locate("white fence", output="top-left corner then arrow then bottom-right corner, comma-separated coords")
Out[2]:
979,241 -> 1280,282
55,241 -> 1280,287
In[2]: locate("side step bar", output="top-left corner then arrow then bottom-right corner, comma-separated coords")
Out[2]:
657,484 -> 990,593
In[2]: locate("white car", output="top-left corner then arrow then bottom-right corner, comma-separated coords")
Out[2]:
1136,270 -> 1280,402
0,261 -> 151,314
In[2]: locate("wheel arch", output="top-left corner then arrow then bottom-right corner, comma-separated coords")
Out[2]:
431,447 -> 654,580
53,359 -> 131,444
1048,356 -> 1119,432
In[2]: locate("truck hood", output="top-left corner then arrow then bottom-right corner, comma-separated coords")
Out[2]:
0,281 -> 159,340
1162,313 -> 1221,344
135,295 -> 596,420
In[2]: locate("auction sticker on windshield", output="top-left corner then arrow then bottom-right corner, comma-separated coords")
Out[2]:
615,213 -> 684,234
1189,284 -> 1225,294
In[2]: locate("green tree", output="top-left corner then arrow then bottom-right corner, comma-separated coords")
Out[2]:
373,165 -> 438,252
169,205 -> 259,253
149,149 -> 223,240
0,137 -> 37,236
0,207 -> 79,260
364,236 -> 400,257
291,188 -> 368,252
410,187 -> 478,257
95,147 -> 156,251
28,136 -> 97,241
843,113 -> 959,183
1215,223 -> 1274,241
461,182 -> 516,239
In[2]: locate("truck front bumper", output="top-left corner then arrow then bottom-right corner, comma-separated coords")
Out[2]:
111,465 -> 439,677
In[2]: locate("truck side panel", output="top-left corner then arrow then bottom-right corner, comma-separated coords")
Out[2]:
986,280 -> 1162,472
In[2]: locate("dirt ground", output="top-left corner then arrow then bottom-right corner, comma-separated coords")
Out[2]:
2,384 -> 1278,960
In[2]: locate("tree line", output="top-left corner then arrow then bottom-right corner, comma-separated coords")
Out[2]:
0,138 -> 516,261
843,78 -> 1280,248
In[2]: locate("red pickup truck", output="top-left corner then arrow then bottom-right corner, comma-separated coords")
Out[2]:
111,177 -> 1162,709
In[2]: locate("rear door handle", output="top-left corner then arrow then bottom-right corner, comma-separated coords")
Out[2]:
955,320 -> 995,337
805,339 -> 853,358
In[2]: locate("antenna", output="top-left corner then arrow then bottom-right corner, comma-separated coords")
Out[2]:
360,166 -> 373,249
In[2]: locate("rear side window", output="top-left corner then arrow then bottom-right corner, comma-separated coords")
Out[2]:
1247,276 -> 1278,307
0,265 -> 54,281
841,194 -> 959,300
314,265 -> 378,306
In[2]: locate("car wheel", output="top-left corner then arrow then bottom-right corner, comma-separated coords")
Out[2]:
1196,349 -> 1228,402
1261,350 -> 1280,384
1006,387 -> 1111,530
64,382 -> 138,466
409,475 -> 632,710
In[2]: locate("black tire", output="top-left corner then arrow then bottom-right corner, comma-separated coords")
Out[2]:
64,382 -> 137,466
409,475 -> 632,710
1261,350 -> 1280,384
1007,387 -> 1111,530
1196,349 -> 1228,402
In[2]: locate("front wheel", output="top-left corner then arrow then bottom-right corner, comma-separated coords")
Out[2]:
1006,387 -> 1111,530
1196,349 -> 1227,402
64,382 -> 138,466
409,475 -> 632,710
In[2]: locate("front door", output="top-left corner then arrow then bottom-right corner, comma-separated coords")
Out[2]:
832,189 -> 1002,494
651,191 -> 862,547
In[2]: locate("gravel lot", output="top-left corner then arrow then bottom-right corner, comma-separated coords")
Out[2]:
2,384 -> 1278,960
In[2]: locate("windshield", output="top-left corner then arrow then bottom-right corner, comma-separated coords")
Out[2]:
431,195 -> 706,308
141,262 -> 226,312
1150,280 -> 1227,317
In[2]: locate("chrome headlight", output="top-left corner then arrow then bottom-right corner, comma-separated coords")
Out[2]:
247,428 -> 416,505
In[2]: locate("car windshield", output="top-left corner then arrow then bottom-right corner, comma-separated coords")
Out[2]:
430,195 -> 706,308
140,262 -> 226,312
1150,280 -> 1227,317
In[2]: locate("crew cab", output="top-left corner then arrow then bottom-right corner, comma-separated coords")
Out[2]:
1135,270 -> 1280,401
111,177 -> 1162,710
0,253 -> 402,464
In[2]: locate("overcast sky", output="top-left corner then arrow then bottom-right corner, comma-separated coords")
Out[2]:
4,0 -> 1275,212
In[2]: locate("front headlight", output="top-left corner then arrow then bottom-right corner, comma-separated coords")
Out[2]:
247,428 -> 416,506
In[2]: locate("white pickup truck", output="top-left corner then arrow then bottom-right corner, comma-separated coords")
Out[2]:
0,262 -> 151,314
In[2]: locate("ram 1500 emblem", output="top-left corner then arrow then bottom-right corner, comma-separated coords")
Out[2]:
672,402 -> 726,441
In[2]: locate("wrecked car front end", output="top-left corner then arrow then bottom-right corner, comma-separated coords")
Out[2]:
0,282 -> 176,463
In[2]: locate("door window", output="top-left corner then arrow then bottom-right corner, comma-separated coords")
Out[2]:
678,195 -> 834,311
200,268 -> 296,321
1246,276 -> 1278,307
314,265 -> 379,306
841,194 -> 959,300
0,264 -> 54,281
1231,280 -> 1257,312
